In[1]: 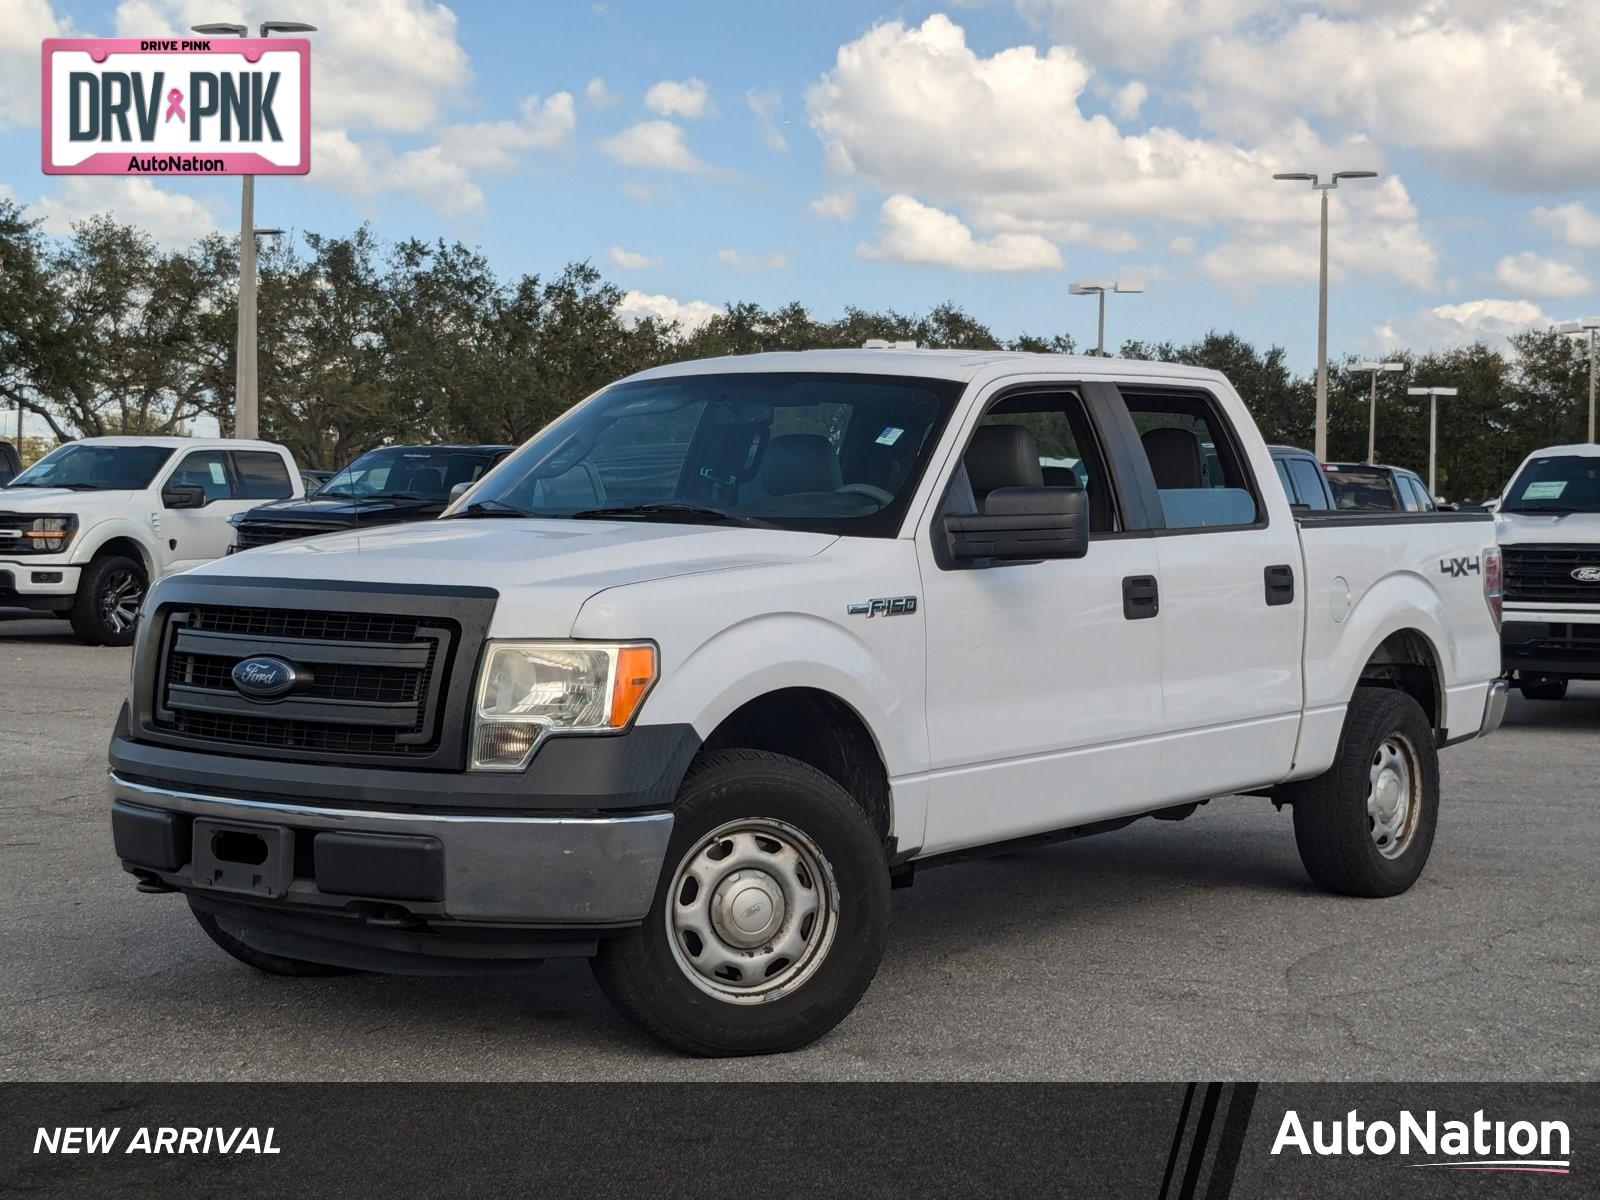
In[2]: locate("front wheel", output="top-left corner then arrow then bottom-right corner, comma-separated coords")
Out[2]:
1290,686 -> 1440,898
1519,677 -> 1568,701
592,749 -> 890,1056
68,554 -> 146,646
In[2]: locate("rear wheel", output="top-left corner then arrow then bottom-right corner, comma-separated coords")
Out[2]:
592,749 -> 889,1056
68,554 -> 145,646
189,900 -> 358,977
1519,677 -> 1568,701
1290,686 -> 1439,898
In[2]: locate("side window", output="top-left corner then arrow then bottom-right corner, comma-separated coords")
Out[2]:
947,390 -> 1118,534
168,450 -> 231,503
1287,457 -> 1331,510
1123,389 -> 1261,530
1273,458 -> 1297,504
1407,476 -> 1435,510
232,451 -> 294,499
1397,475 -> 1424,512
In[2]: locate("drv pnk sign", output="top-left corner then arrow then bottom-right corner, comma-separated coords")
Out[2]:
42,38 -> 309,175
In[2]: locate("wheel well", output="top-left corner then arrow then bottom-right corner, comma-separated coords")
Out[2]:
700,688 -> 892,846
1358,629 -> 1441,729
90,536 -> 152,579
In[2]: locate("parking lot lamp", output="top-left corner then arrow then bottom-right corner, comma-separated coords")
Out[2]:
1408,386 -> 1458,498
1354,360 -> 1404,463
1556,318 -> 1600,443
1068,281 -> 1144,357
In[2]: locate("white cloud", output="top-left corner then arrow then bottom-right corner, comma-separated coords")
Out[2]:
746,89 -> 788,152
31,176 -> 221,248
609,245 -> 659,269
600,120 -> 706,171
1,0 -> 70,128
1191,3 -> 1600,190
858,194 -> 1063,273
1492,252 -> 1592,299
809,190 -> 857,221
1111,80 -> 1148,121
806,15 -> 1433,286
1532,202 -> 1600,250
116,0 -> 472,135
584,77 -> 618,109
622,182 -> 654,201
1200,210 -> 1437,293
1372,298 -> 1553,355
1169,235 -> 1197,255
617,289 -> 723,331
1017,0 -> 1276,72
644,78 -> 713,120
716,248 -> 789,271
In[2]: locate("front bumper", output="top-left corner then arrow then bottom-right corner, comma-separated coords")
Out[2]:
0,561 -> 80,609
1501,618 -> 1600,680
1478,679 -> 1509,738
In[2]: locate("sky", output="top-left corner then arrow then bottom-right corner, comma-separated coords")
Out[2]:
5,0 -> 1600,440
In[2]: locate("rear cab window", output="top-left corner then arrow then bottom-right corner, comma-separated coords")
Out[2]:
1121,388 -> 1262,530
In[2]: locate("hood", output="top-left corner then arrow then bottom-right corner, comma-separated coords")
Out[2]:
0,487 -> 139,510
1496,508 -> 1600,546
193,517 -> 837,636
238,495 -> 443,525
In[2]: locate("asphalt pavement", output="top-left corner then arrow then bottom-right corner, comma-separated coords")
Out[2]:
2,610 -> 1596,1081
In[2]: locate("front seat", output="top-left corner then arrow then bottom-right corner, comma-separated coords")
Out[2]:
1141,427 -> 1205,489
761,434 -> 843,495
964,424 -> 1044,505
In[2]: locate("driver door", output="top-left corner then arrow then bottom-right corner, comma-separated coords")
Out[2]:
158,450 -> 253,573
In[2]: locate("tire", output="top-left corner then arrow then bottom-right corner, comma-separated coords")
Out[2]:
1290,686 -> 1439,898
1520,678 -> 1568,701
189,900 -> 357,977
592,749 -> 890,1056
68,554 -> 146,647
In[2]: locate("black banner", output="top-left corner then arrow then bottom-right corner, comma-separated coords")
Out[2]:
3,1083 -> 1591,1197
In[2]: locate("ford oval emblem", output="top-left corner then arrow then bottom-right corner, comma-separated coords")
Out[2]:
1572,567 -> 1600,583
231,656 -> 299,699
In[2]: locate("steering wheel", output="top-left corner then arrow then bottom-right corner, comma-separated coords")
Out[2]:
836,483 -> 893,506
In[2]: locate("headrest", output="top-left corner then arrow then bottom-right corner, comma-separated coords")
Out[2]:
965,424 -> 1043,499
761,434 -> 843,496
1142,427 -> 1205,490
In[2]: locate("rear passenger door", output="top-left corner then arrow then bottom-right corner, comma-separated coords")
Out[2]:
1116,385 -> 1305,798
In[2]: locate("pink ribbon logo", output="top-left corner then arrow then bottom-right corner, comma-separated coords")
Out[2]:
164,88 -> 184,123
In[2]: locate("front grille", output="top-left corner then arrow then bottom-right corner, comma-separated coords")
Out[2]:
233,520 -> 342,550
1503,544 -> 1600,605
149,600 -> 458,764
0,511 -> 43,555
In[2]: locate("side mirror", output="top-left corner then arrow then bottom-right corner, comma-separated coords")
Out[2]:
161,484 -> 206,509
448,481 -> 472,503
943,485 -> 1089,563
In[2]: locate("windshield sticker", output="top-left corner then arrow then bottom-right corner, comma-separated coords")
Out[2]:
876,426 -> 904,446
1523,481 -> 1567,500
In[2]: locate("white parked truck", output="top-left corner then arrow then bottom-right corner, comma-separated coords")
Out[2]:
109,351 -> 1506,1055
1,436 -> 302,645
1495,442 -> 1600,699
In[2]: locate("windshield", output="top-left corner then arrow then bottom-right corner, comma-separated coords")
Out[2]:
7,444 -> 174,491
318,447 -> 501,501
454,371 -> 963,536
1327,469 -> 1398,511
1502,454 -> 1600,514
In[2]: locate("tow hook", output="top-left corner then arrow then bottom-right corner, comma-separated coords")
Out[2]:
132,871 -> 177,895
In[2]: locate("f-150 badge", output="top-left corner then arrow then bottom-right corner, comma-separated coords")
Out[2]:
848,596 -> 918,617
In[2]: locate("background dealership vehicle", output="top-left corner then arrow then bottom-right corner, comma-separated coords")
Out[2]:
1,436 -> 301,645
1324,462 -> 1438,512
231,444 -> 513,551
109,350 -> 1504,1056
1269,445 -> 1336,510
1495,443 -> 1600,700
0,441 -> 21,487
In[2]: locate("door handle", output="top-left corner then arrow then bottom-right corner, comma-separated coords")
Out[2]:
1264,563 -> 1295,606
1122,574 -> 1159,620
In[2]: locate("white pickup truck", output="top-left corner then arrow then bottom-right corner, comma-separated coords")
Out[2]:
1495,443 -> 1600,699
1,436 -> 302,645
108,351 -> 1505,1056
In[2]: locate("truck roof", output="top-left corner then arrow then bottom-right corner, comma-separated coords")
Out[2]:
1520,443 -> 1600,458
57,435 -> 290,451
628,348 -> 1229,386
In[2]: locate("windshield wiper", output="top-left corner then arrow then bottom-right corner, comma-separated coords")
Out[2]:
570,503 -> 775,529
454,499 -> 534,518
362,491 -> 433,501
1504,504 -> 1582,515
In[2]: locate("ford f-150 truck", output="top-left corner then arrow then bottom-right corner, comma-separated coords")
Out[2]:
1495,443 -> 1600,699
108,350 -> 1506,1056
2,436 -> 302,645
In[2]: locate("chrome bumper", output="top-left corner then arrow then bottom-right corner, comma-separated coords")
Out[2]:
1479,679 -> 1510,738
108,773 -> 673,925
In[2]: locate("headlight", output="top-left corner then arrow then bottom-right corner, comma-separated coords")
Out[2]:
470,641 -> 658,771
19,514 -> 77,553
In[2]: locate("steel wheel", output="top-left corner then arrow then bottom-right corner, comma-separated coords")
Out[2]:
1367,733 -> 1420,859
99,566 -> 145,635
666,817 -> 839,1005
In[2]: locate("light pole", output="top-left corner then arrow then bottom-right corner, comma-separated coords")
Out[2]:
1272,170 -> 1379,461
1556,317 -> 1600,443
1408,386 -> 1457,499
1068,280 -> 1143,356
1353,360 -> 1404,464
192,20 -> 316,440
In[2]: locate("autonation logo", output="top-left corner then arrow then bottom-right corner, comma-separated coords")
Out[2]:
1272,1108 -> 1571,1175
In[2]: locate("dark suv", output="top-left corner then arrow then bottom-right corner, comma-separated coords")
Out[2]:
230,443 -> 512,551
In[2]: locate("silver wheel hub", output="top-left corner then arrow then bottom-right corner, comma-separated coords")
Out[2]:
1367,734 -> 1419,860
666,818 -> 839,1005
